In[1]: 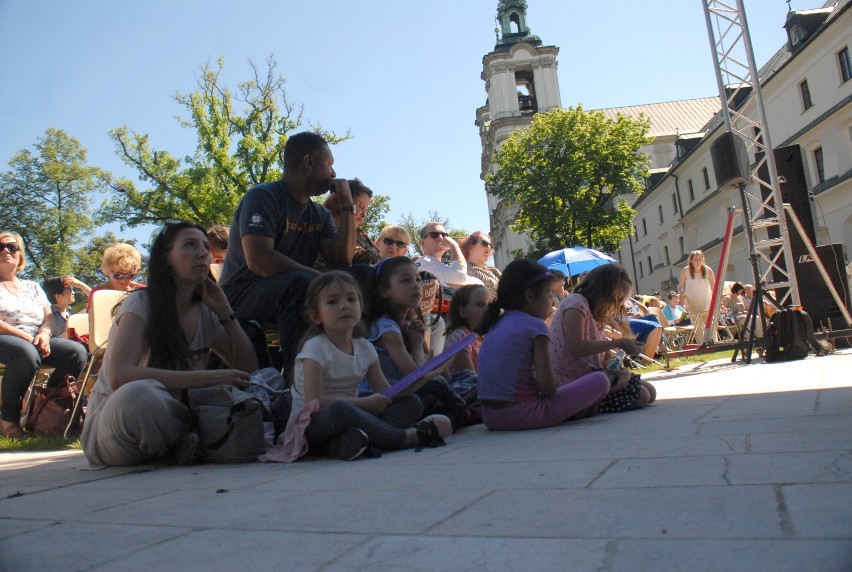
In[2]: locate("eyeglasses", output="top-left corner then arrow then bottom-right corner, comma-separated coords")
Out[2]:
63,288 -> 76,294
471,237 -> 492,249
0,242 -> 20,254
381,237 -> 409,249
112,272 -> 137,280
425,231 -> 448,240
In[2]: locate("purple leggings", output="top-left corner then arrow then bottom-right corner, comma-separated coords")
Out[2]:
481,371 -> 609,431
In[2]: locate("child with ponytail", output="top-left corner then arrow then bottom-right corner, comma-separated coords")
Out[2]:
476,259 -> 610,430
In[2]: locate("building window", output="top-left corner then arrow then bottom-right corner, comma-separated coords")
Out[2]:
664,246 -> 670,266
813,147 -> 825,184
679,236 -> 685,256
639,261 -> 644,278
839,47 -> 851,83
799,79 -> 813,110
658,205 -> 664,224
647,256 -> 653,273
672,193 -> 678,214
642,218 -> 647,236
702,167 -> 711,191
688,179 -> 695,201
634,225 -> 639,241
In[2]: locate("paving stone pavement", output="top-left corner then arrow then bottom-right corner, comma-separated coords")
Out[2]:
1,349 -> 851,571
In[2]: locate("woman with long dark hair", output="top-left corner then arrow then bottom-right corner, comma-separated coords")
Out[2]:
81,221 -> 257,466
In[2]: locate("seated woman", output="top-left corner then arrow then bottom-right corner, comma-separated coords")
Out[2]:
375,225 -> 411,261
81,221 -> 258,466
316,179 -> 380,270
87,242 -> 146,310
41,277 -> 78,338
461,231 -> 501,301
0,232 -> 87,438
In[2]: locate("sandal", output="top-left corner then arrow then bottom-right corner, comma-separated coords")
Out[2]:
166,432 -> 203,466
0,420 -> 27,440
412,414 -> 451,452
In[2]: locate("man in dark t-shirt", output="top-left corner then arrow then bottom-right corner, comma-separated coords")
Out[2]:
219,132 -> 356,374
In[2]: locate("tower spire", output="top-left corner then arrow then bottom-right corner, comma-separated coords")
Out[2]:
495,0 -> 541,50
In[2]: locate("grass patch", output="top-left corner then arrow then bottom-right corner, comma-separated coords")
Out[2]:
639,348 -> 757,373
0,434 -> 81,452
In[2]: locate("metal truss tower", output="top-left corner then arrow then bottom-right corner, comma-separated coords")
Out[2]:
701,0 -> 800,306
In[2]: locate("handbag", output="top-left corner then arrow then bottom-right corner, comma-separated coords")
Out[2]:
22,375 -> 80,436
186,385 -> 267,463
417,271 -> 444,326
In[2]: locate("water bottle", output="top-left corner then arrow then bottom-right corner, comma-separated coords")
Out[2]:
607,349 -> 625,370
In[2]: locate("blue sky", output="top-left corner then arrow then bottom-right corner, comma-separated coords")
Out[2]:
0,0 -> 795,246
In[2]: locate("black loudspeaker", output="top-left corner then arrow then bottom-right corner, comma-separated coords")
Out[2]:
711,131 -> 749,188
774,144 -> 816,245
793,243 -> 851,330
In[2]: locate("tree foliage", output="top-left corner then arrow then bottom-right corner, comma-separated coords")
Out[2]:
398,211 -> 467,258
100,56 -> 350,229
360,193 -> 392,239
0,128 -> 106,279
486,105 -> 652,257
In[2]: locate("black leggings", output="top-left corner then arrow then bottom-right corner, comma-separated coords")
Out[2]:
304,396 -> 423,453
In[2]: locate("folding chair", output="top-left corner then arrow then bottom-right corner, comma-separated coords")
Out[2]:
646,307 -> 680,350
64,290 -> 128,438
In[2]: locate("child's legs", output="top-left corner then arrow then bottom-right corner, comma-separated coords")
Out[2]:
305,400 -> 409,452
379,395 -> 423,429
482,372 -> 609,431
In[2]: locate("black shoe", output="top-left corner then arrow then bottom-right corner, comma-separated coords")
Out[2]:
412,415 -> 449,452
328,428 -> 369,461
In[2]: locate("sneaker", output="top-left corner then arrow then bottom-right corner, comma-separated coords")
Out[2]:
412,414 -> 452,452
329,428 -> 369,461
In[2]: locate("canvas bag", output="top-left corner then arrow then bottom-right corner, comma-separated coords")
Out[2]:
186,385 -> 267,463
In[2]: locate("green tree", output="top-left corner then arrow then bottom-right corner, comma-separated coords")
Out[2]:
486,105 -> 652,257
360,194 -> 391,239
100,57 -> 350,229
0,128 -> 106,279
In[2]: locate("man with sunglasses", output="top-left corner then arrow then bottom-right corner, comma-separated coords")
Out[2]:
219,131 -> 356,375
414,222 -> 482,354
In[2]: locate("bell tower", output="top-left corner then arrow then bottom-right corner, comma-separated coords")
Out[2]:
476,0 -> 562,268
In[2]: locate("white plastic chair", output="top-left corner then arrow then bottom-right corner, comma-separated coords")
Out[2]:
64,290 -> 129,438
66,312 -> 89,339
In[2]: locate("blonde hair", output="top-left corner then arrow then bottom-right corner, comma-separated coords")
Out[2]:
0,231 -> 26,272
101,243 -> 142,275
377,225 -> 411,244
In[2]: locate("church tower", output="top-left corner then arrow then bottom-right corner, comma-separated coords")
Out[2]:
476,0 -> 562,268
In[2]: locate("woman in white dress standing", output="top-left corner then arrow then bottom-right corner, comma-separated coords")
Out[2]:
678,250 -> 716,344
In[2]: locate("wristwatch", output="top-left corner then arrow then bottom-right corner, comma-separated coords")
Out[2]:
341,204 -> 356,213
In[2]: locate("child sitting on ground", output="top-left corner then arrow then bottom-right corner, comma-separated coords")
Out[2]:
476,259 -> 610,431
549,264 -> 656,413
443,285 -> 489,422
271,271 -> 450,462
363,256 -> 467,430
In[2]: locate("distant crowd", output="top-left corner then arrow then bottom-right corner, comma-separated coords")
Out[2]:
0,131 -> 756,465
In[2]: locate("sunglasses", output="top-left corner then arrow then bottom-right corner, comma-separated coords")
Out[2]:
471,237 -> 493,249
64,288 -> 76,294
112,272 -> 137,280
0,242 -> 20,254
381,237 -> 409,249
425,231 -> 448,239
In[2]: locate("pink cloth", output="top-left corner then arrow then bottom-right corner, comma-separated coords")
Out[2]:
260,399 -> 320,463
549,294 -> 607,383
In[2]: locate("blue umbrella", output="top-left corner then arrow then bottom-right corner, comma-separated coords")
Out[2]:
538,246 -> 616,277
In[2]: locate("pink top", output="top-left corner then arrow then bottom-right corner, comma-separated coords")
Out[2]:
445,327 -> 480,374
549,293 -> 607,383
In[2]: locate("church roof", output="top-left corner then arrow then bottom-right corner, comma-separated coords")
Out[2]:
596,97 -> 722,138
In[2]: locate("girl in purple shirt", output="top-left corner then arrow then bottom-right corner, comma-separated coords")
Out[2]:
476,259 -> 609,430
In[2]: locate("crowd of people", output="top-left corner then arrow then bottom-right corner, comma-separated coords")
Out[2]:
2,130 -> 725,465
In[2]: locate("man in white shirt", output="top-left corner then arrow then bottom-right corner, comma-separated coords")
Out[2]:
414,222 -> 482,288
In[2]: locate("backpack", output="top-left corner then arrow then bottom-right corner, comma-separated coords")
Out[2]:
764,307 -> 830,362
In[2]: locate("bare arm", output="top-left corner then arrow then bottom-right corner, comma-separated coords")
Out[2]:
375,329 -> 426,376
202,278 -> 258,373
318,179 -> 356,267
107,312 -> 250,391
532,336 -> 556,397
561,307 -> 639,358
